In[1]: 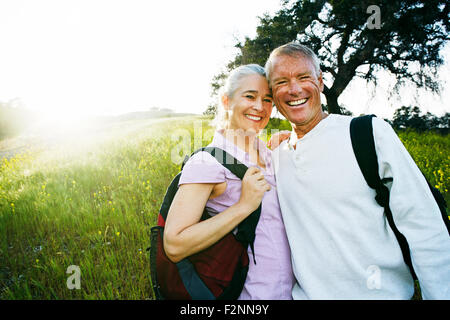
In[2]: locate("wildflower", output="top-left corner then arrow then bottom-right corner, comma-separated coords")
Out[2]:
36,259 -> 39,263
116,232 -> 120,236
98,231 -> 102,235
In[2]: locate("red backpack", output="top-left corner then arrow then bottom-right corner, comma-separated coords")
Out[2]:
149,147 -> 261,300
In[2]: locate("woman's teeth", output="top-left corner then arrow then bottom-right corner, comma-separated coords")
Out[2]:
245,114 -> 262,121
287,98 -> 308,106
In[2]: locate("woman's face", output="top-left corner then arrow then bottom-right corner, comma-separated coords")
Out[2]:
223,74 -> 273,134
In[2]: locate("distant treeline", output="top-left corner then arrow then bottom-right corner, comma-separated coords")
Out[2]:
0,104 -> 195,140
0,102 -> 37,140
389,106 -> 449,134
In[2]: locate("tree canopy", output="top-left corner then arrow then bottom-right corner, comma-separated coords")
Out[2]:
206,0 -> 449,116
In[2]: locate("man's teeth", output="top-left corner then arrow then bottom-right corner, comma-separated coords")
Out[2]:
287,98 -> 308,106
245,115 -> 262,121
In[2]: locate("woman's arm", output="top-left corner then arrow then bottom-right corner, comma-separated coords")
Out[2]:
163,167 -> 269,263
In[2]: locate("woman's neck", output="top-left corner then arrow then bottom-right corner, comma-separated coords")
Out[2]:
222,128 -> 265,168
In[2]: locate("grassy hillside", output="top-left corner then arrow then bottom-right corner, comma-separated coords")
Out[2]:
0,116 -> 448,299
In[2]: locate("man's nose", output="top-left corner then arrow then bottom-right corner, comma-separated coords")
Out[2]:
288,80 -> 302,96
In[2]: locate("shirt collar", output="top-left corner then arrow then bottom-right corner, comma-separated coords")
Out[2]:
287,114 -> 333,149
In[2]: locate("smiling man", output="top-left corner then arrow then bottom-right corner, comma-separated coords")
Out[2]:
266,42 -> 450,300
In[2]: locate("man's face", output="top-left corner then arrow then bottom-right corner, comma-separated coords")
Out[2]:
270,54 -> 324,129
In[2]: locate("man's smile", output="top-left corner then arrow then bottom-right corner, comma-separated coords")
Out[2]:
287,98 -> 309,107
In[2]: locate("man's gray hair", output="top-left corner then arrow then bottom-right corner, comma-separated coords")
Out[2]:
212,64 -> 266,129
264,42 -> 321,85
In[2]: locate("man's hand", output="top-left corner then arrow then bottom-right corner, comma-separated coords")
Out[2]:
267,130 -> 291,150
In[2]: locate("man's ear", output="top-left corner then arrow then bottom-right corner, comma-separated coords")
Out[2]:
221,94 -> 230,110
318,70 -> 324,92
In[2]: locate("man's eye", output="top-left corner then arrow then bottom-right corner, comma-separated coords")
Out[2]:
245,95 -> 255,99
263,98 -> 273,103
275,81 -> 287,86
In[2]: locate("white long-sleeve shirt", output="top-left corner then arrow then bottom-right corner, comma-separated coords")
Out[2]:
272,114 -> 450,299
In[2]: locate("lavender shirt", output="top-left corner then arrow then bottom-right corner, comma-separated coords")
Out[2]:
179,130 -> 295,300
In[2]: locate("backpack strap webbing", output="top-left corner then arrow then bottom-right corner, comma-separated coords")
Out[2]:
179,146 -> 261,263
350,115 -> 417,280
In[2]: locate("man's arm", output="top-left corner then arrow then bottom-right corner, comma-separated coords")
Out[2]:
373,118 -> 450,299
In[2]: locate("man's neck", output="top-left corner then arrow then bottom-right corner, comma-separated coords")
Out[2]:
292,111 -> 328,140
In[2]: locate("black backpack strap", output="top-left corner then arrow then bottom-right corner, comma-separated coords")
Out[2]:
350,115 -> 418,280
183,146 -> 261,263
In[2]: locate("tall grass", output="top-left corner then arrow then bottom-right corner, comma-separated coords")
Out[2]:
0,116 -> 448,299
397,129 -> 449,205
0,116 -> 212,299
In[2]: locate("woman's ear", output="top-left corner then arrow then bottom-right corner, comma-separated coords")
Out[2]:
221,94 -> 230,110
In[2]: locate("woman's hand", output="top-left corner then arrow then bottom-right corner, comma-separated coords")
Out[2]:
164,168 -> 271,263
237,167 -> 271,213
267,130 -> 291,150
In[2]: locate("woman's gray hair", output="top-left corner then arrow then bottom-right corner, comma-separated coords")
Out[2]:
212,64 -> 266,129
264,42 -> 321,85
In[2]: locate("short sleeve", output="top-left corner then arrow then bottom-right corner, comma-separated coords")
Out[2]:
178,151 -> 226,186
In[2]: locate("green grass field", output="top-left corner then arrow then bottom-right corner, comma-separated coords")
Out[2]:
0,116 -> 448,299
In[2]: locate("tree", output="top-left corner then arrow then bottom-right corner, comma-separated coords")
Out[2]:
209,0 -> 449,115
392,105 -> 449,133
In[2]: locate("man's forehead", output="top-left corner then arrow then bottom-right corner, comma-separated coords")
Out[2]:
272,53 -> 315,69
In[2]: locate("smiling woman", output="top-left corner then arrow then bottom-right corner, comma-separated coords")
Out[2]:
213,65 -> 272,132
161,63 -> 295,300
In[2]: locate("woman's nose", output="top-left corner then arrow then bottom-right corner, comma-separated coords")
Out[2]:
252,98 -> 264,111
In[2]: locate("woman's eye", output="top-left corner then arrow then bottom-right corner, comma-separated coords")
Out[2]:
263,99 -> 273,103
245,95 -> 255,99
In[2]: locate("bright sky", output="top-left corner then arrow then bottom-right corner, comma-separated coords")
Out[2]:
0,0 -> 449,119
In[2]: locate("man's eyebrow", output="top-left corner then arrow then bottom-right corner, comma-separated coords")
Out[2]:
272,72 -> 312,82
272,76 -> 286,83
